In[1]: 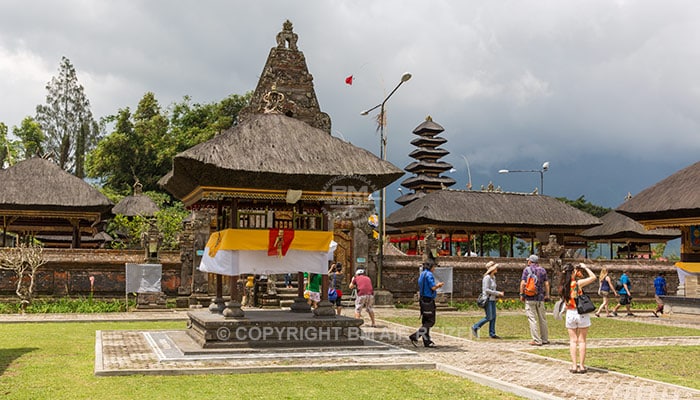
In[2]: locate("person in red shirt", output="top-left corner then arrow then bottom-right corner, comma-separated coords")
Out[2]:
348,269 -> 375,327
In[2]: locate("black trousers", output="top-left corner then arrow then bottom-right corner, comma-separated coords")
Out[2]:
412,297 -> 436,344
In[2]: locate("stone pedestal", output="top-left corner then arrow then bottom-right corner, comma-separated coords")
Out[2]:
289,296 -> 312,312
186,309 -> 364,348
208,297 -> 226,313
136,292 -> 167,309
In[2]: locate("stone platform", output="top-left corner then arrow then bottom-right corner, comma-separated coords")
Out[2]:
186,309 -> 364,348
94,327 -> 431,376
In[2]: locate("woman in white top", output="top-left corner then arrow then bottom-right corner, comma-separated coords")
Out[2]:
471,261 -> 504,339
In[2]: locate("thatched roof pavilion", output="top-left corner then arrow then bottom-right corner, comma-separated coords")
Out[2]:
386,189 -> 601,256
387,189 -> 601,232
616,160 -> 700,276
0,157 -> 113,248
617,160 -> 700,224
160,113 -> 403,206
579,211 -> 680,258
112,182 -> 159,217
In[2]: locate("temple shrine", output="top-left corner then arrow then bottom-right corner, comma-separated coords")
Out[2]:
159,20 -> 402,347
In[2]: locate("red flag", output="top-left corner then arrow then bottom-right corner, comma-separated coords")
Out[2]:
345,75 -> 353,85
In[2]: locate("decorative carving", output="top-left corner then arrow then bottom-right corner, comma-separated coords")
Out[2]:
276,19 -> 298,50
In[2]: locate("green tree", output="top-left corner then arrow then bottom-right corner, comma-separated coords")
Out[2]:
12,116 -> 46,159
87,91 -> 250,196
87,93 -> 170,194
170,92 -> 251,151
556,195 -> 611,218
35,56 -> 99,177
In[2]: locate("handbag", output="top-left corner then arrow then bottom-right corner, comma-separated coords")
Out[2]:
575,293 -> 595,314
476,292 -> 488,308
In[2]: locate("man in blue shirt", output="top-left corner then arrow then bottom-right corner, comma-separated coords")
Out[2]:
612,269 -> 634,317
652,272 -> 667,317
408,261 -> 444,348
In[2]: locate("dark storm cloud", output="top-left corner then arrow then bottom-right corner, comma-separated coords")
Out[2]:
1,0 -> 699,211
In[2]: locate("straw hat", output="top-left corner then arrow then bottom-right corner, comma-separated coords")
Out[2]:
485,261 -> 499,275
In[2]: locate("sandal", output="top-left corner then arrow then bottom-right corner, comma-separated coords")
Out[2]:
577,365 -> 588,374
595,313 -> 600,318
569,367 -> 578,373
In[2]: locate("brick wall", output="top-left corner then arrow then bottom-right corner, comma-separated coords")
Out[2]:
383,255 -> 679,303
0,249 -> 181,297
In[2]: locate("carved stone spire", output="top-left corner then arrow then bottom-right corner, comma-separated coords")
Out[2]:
238,20 -> 331,133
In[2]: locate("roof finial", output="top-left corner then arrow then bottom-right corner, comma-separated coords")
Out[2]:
276,19 -> 298,50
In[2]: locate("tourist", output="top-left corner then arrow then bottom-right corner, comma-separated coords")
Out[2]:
471,261 -> 505,339
304,272 -> 322,309
595,267 -> 617,317
328,262 -> 344,315
612,269 -> 633,317
559,263 -> 596,373
519,254 -> 551,346
284,273 -> 293,288
409,260 -> 444,348
348,269 -> 375,326
652,272 -> 667,317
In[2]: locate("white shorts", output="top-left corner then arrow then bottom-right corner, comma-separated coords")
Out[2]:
565,309 -> 591,329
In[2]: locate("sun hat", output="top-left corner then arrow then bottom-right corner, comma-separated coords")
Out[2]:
485,261 -> 499,275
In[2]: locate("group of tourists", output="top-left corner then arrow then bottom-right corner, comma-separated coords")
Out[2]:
406,254 -> 666,375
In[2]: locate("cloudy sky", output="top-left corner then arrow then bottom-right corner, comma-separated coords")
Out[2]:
1,0 -> 699,214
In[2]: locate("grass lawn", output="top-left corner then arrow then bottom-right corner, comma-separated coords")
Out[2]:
0,321 -> 525,400
385,313 -> 700,389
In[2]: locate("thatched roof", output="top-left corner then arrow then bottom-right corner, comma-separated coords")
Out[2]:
160,113 -> 404,200
113,195 -> 159,217
386,190 -> 601,232
0,158 -> 112,213
579,211 -> 680,242
617,160 -> 700,222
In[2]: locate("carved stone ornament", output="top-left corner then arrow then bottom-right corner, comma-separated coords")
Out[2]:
276,19 -> 298,50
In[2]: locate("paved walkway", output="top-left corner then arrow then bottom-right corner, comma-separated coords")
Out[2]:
2,308 -> 699,400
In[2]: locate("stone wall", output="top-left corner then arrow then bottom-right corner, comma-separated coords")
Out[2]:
383,255 -> 679,303
0,249 -> 181,298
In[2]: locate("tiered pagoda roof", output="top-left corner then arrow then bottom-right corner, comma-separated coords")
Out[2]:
396,116 -> 455,206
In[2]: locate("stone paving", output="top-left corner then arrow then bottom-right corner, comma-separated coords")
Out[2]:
2,308 -> 700,399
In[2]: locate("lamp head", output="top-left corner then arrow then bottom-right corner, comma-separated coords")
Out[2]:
498,169 -> 509,174
360,110 -> 370,116
401,72 -> 412,82
542,161 -> 550,171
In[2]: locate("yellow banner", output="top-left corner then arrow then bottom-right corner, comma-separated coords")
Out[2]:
206,228 -> 332,256
676,262 -> 700,274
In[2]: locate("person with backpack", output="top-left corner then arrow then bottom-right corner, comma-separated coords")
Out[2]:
519,254 -> 551,346
327,262 -> 344,315
594,267 -> 618,317
612,269 -> 634,317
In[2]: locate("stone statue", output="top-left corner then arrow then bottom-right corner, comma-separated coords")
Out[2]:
276,19 -> 298,50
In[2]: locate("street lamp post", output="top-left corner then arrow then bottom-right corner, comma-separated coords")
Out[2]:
498,161 -> 550,194
361,72 -> 412,289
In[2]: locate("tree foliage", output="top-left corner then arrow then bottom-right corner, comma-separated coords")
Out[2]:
87,91 -> 251,196
556,195 -> 611,217
35,56 -> 99,177
0,122 -> 19,168
12,116 -> 46,159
